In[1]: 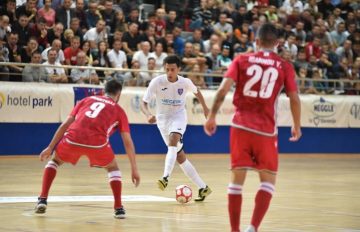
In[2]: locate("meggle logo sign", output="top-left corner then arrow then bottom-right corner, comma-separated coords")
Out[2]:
0,92 -> 5,109
312,97 -> 335,117
4,94 -> 53,108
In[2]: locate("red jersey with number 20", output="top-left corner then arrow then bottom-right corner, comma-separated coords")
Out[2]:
224,51 -> 298,136
65,95 -> 130,147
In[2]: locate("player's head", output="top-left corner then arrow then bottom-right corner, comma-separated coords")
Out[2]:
256,23 -> 278,49
105,79 -> 122,102
163,55 -> 181,80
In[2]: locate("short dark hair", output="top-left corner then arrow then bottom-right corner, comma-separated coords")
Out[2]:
105,79 -> 122,95
163,55 -> 181,67
258,23 -> 278,47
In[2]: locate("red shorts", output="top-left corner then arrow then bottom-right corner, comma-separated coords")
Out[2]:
55,138 -> 115,167
230,127 -> 278,173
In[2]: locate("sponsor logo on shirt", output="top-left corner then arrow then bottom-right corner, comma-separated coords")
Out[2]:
161,99 -> 182,106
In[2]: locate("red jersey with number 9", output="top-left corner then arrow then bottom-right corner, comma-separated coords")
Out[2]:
224,51 -> 298,136
64,95 -> 130,147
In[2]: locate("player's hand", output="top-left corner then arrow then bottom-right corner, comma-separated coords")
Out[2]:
289,126 -> 302,142
131,169 -> 140,187
147,114 -> 156,124
204,117 -> 217,136
39,147 -> 52,161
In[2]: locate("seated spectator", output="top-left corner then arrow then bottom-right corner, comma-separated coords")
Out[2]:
20,37 -> 39,63
11,14 -> 30,48
75,0 -> 87,32
37,0 -> 56,29
172,24 -> 185,56
22,51 -> 47,82
155,8 -> 166,39
335,40 -> 354,66
69,18 -> 84,43
305,68 -> 327,94
181,42 -> 197,72
139,57 -> 157,86
305,36 -> 322,62
29,17 -> 49,51
187,63 -> 207,89
41,39 -> 65,64
55,0 -> 75,30
294,49 -> 310,73
5,32 -> 22,81
0,15 -> 11,41
297,67 -> 311,93
213,12 -> 233,42
165,10 -> 177,33
70,51 -> 99,84
187,28 -> 205,53
330,22 -> 347,47
85,0 -> 101,29
62,28 -> 75,49
233,33 -> 253,56
107,39 -> 128,83
92,41 -> 111,79
123,60 -> 140,86
217,44 -> 232,72
81,40 -> 93,65
47,22 -> 64,46
43,48 -> 68,83
114,9 -> 128,33
64,36 -> 81,65
139,24 -> 156,51
203,33 -> 221,54
83,19 -> 107,51
1,0 -> 16,25
16,0 -> 37,24
122,22 -> 141,57
132,41 -> 151,70
149,41 -> 167,71
100,0 -> 116,33
0,40 -> 9,81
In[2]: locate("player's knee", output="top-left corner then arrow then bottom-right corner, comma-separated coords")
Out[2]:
45,160 -> 59,170
108,170 -> 122,182
176,152 -> 186,164
259,182 -> 275,195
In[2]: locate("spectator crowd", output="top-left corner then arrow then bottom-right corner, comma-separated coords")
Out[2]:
0,0 -> 359,94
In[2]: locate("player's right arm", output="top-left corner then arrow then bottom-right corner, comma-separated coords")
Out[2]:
204,77 -> 234,136
120,132 -> 140,187
39,115 -> 75,161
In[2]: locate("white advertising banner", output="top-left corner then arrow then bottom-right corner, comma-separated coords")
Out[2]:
347,96 -> 360,128
0,82 -> 73,123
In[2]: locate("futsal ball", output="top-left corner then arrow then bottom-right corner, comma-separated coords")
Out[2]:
175,185 -> 192,204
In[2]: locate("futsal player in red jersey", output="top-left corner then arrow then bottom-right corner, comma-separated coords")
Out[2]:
35,79 -> 140,219
204,23 -> 302,232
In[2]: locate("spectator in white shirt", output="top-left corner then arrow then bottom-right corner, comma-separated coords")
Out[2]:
41,39 -> 65,64
132,41 -> 151,69
83,19 -> 107,50
70,51 -> 99,84
43,48 -> 68,83
107,39 -> 128,82
149,41 -> 167,71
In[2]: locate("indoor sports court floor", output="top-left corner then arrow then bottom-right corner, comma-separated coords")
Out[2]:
0,154 -> 359,232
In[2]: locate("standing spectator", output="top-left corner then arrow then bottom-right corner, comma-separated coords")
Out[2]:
22,51 -> 48,82
204,23 -> 301,232
85,0 -> 101,29
141,55 -> 212,201
43,48 -> 68,83
34,79 -> 140,219
83,19 -> 107,50
64,36 -> 81,65
70,51 -> 99,84
37,0 -> 56,29
55,0 -> 76,30
41,39 -> 65,64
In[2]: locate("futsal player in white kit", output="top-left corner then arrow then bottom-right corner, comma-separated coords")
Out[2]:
141,55 -> 212,201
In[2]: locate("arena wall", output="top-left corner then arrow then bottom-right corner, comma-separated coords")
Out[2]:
0,82 -> 359,155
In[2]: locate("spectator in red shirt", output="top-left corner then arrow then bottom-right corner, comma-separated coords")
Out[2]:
305,36 -> 322,61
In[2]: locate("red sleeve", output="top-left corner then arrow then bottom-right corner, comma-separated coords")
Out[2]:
224,55 -> 240,82
117,107 -> 130,133
283,62 -> 298,93
70,98 -> 85,117
63,48 -> 71,60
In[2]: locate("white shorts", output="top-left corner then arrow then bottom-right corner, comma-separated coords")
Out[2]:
157,111 -> 187,151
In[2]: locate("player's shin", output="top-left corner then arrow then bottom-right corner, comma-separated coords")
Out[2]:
108,170 -> 122,209
250,182 -> 275,231
39,160 -> 58,198
228,183 -> 243,232
179,159 -> 206,189
163,146 -> 177,178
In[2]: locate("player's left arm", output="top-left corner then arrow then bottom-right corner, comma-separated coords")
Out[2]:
120,132 -> 140,187
194,89 -> 209,118
39,116 -> 75,161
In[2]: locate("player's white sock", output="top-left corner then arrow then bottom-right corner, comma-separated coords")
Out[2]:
163,146 -> 177,178
180,159 -> 206,189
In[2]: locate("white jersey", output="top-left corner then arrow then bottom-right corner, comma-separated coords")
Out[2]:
143,74 -> 198,116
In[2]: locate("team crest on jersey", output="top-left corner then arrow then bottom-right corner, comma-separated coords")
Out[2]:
178,88 -> 184,95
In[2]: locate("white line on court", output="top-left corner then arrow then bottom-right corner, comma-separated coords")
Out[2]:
0,195 -> 175,203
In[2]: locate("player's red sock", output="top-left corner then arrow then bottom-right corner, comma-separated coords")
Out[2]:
39,161 -> 58,198
108,170 -> 122,209
228,183 -> 243,232
250,182 -> 275,231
